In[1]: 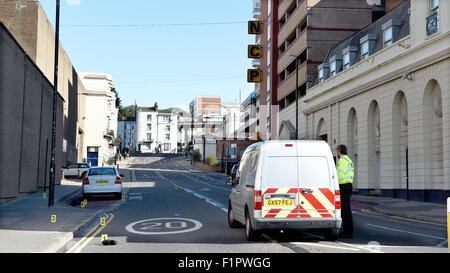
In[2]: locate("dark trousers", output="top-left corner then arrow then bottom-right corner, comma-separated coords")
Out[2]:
339,183 -> 353,235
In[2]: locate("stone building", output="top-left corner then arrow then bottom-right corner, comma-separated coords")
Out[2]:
279,0 -> 450,203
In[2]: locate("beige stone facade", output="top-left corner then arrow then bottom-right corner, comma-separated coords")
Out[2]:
279,0 -> 450,203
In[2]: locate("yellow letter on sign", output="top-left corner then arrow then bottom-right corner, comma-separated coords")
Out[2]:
248,21 -> 262,34
248,69 -> 262,83
248,45 -> 262,59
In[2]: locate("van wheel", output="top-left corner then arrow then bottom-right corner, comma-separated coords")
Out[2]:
324,228 -> 339,241
245,210 -> 260,241
228,204 -> 241,228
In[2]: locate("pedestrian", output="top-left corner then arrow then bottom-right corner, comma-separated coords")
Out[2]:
336,144 -> 354,238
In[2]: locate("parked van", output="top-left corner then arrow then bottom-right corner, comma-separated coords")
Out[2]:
227,140 -> 342,241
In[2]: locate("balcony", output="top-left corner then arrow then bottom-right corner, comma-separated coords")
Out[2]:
426,11 -> 439,36
252,58 -> 261,67
253,7 -> 261,19
103,129 -> 114,139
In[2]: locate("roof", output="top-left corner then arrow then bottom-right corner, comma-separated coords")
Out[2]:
323,0 -> 410,65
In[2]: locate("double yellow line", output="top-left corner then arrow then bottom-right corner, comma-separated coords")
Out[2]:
66,213 -> 114,253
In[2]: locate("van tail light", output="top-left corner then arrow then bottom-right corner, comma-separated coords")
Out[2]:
285,144 -> 293,147
254,190 -> 262,210
83,177 -> 90,185
335,190 -> 341,210
115,176 -> 122,184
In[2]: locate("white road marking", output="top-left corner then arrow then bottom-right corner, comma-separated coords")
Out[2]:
367,223 -> 447,240
290,242 -> 360,251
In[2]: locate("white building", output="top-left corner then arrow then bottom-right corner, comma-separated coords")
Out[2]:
136,107 -> 179,153
79,72 -> 119,166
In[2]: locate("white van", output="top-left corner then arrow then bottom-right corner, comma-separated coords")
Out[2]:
227,140 -> 342,241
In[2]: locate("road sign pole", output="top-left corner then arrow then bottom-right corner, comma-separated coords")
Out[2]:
447,197 -> 449,252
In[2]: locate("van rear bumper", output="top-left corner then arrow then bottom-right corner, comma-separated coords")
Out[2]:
254,218 -> 342,230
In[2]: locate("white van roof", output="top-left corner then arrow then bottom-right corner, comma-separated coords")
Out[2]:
248,140 -> 332,156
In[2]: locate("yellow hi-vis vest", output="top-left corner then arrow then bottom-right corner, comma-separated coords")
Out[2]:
337,155 -> 354,184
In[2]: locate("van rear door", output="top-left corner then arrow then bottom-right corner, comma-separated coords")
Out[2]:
262,143 -> 300,219
297,156 -> 336,218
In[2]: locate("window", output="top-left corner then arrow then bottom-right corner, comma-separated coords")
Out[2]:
383,27 -> 393,47
165,125 -> 170,131
162,115 -> 170,121
427,0 -> 439,35
164,143 -> 170,151
343,53 -> 350,69
165,133 -> 170,140
318,68 -> 324,83
147,124 -> 152,130
146,133 -> 152,141
147,115 -> 152,121
361,41 -> 369,59
330,61 -> 336,76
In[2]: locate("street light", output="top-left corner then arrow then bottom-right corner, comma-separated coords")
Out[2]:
48,0 -> 61,207
289,54 -> 299,140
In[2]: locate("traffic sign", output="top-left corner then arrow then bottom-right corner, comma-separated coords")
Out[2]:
248,21 -> 262,34
248,45 -> 262,59
247,69 -> 262,82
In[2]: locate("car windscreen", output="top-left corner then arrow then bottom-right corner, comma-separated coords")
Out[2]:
89,168 -> 116,176
79,164 -> 90,168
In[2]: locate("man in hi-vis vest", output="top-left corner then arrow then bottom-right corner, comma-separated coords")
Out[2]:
336,145 -> 354,238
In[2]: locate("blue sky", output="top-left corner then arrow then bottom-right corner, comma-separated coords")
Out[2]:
38,0 -> 255,111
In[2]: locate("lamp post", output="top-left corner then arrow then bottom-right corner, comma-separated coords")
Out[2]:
289,54 -> 299,140
48,0 -> 61,207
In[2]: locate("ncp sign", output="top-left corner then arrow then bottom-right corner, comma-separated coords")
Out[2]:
247,69 -> 262,83
248,21 -> 262,34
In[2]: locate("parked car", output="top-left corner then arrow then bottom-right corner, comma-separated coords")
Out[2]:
63,163 -> 90,179
82,167 -> 123,199
227,140 -> 341,241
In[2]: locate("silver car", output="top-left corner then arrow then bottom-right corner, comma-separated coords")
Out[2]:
82,167 -> 123,199
63,163 -> 90,179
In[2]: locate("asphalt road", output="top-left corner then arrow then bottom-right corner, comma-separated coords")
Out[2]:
62,154 -> 448,254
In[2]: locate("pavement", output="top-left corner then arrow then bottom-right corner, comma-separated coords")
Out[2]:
0,156 -> 448,253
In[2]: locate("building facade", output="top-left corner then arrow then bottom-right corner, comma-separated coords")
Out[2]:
280,0 -> 450,204
79,72 -> 119,166
136,107 -> 179,154
253,0 -> 386,141
118,118 -> 136,153
0,0 -> 87,163
0,23 -> 64,200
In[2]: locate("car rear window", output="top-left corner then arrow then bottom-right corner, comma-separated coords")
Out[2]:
264,157 -> 298,188
89,168 -> 116,176
298,156 -> 331,188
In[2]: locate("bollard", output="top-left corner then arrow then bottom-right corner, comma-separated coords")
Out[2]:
448,197 -> 450,252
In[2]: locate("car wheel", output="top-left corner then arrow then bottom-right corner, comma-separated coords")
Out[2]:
228,203 -> 241,228
245,209 -> 259,241
324,228 -> 339,241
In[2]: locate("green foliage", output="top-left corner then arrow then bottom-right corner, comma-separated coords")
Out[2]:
206,155 -> 219,167
118,105 -> 136,120
192,149 -> 201,162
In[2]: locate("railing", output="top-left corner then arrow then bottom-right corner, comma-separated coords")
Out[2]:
426,11 -> 439,36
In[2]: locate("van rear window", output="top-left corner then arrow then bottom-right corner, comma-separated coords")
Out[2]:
298,157 -> 331,188
264,157 -> 298,188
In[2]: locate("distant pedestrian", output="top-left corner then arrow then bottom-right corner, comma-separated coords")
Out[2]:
336,144 -> 354,238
